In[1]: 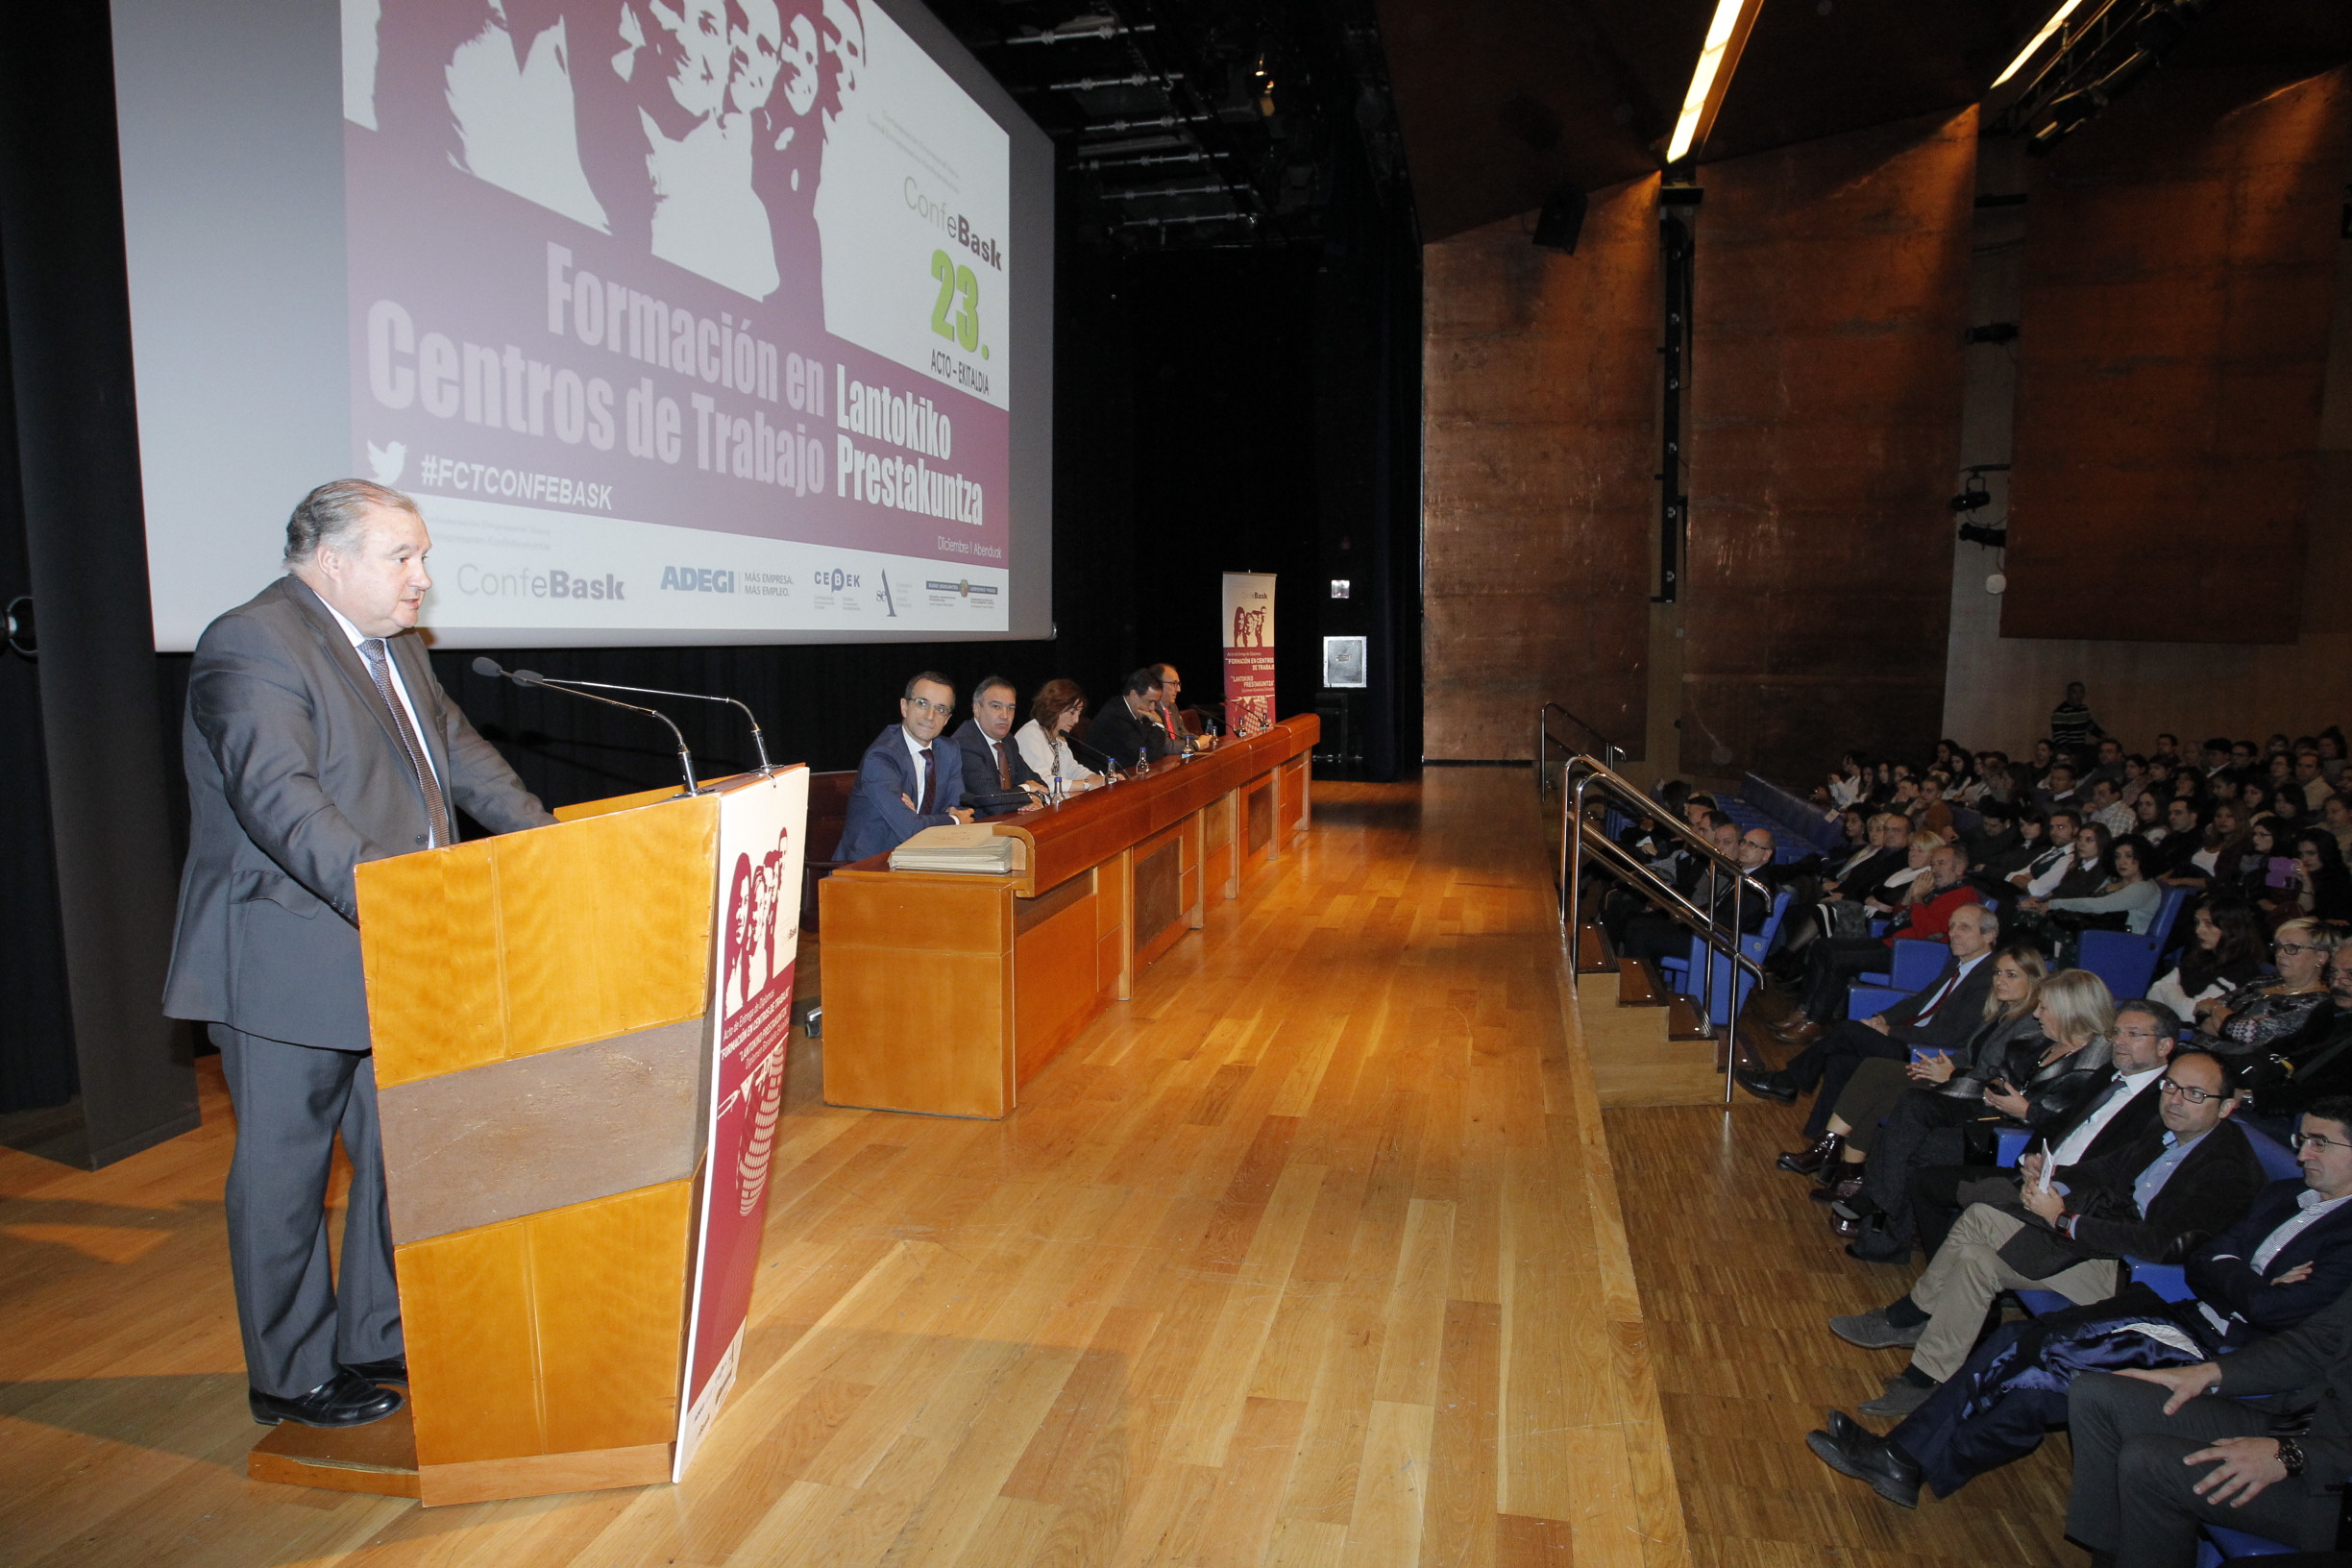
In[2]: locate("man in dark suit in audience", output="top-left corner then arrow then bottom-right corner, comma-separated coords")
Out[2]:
1829,1049 -> 2263,1420
1088,667 -> 1173,772
1897,1000 -> 2180,1262
165,478 -> 556,1429
836,672 -> 973,861
1739,903 -> 2001,1138
1617,825 -> 1774,967
951,675 -> 1044,818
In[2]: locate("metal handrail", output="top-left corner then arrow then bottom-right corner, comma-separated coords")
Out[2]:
1559,751 -> 1770,1105
1536,704 -> 1625,797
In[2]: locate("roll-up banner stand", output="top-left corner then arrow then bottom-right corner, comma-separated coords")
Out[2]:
1221,572 -> 1275,733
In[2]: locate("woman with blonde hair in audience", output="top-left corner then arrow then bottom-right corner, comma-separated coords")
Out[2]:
2195,916 -> 2341,1055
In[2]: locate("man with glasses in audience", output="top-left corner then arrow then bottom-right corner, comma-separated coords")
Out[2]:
835,671 -> 975,861
2065,1102 -> 2352,1562
1825,1049 -> 2262,1419
1808,1095 -> 2352,1511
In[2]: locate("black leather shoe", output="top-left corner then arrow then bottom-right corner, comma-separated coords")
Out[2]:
1734,1068 -> 1799,1105
249,1370 -> 404,1428
1805,1416 -> 1921,1507
1776,1132 -> 1843,1175
1845,1230 -> 1912,1265
344,1357 -> 408,1384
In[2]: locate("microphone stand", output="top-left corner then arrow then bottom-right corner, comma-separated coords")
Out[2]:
513,674 -> 772,773
473,657 -> 702,797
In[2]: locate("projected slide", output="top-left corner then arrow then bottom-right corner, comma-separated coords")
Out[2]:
344,0 -> 1012,635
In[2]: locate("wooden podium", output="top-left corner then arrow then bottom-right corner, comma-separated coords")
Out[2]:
250,768 -> 807,1506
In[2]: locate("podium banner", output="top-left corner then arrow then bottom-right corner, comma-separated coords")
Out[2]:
676,769 -> 809,1476
1222,573 -> 1276,733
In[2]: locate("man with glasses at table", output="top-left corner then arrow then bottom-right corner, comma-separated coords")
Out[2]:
1825,1048 -> 2264,1419
835,672 -> 975,861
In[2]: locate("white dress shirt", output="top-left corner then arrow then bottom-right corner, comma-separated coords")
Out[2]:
2196,1188 -> 2352,1335
2049,1064 -> 2166,1167
321,599 -> 441,789
1015,719 -> 1097,784
900,725 -> 943,813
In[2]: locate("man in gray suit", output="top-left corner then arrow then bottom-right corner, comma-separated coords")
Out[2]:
164,479 -> 554,1428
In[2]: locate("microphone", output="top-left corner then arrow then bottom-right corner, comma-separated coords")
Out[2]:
473,657 -> 702,797
502,672 -> 772,773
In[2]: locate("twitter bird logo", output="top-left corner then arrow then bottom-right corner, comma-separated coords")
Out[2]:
366,440 -> 406,484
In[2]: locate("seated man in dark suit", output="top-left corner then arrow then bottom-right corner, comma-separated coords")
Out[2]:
835,672 -> 973,861
1826,1049 -> 2264,1420
951,675 -> 1045,818
1618,825 -> 1774,967
1738,902 -> 2001,1139
1807,1096 -> 2352,1508
1086,667 -> 1173,773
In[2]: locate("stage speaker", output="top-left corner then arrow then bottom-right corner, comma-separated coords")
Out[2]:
1532,185 -> 1587,253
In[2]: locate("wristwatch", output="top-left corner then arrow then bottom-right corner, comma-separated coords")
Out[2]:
2276,1436 -> 2307,1479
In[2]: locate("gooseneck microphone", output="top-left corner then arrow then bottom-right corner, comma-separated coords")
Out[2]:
473,657 -> 703,797
500,674 -> 772,774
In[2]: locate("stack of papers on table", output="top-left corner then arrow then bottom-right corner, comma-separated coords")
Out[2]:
888,824 -> 1022,874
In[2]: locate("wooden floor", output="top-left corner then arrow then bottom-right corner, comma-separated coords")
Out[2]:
0,771 -> 1688,1568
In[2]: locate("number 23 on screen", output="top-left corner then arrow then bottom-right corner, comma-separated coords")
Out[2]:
929,250 -> 981,354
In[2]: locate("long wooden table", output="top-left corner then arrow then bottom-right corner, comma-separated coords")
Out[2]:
818,716 -> 1319,1117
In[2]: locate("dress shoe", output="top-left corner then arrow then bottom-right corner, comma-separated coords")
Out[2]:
1767,1017 -> 1823,1047
250,1369 -> 404,1428
1831,1213 -> 1865,1239
1828,1308 -> 1923,1350
1825,1167 -> 1869,1205
344,1357 -> 408,1384
1734,1068 -> 1799,1105
1844,1223 -> 1912,1264
1858,1377 -> 1937,1421
1776,1132 -> 1843,1175
1806,1414 -> 1923,1507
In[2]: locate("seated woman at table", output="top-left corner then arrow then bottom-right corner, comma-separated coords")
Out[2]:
1014,679 -> 1104,794
2196,915 -> 2341,1056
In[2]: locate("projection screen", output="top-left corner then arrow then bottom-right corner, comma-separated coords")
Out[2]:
113,0 -> 1053,649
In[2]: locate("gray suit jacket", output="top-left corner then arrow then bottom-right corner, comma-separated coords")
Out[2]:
163,576 -> 553,1050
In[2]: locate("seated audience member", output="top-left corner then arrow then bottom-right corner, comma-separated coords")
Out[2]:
1825,1048 -> 2259,1419
2007,809 -> 2082,894
1912,773 -> 1954,838
2239,778 -> 2280,828
2167,800 -> 2248,888
2149,797 -> 2207,877
2042,818 -> 2119,901
2323,793 -> 2352,860
2241,946 -> 2352,1136
2035,763 -> 2082,815
2021,740 -> 2056,793
1902,996 -> 2176,1264
2323,727 -> 2349,784
2086,777 -> 2134,839
1617,826 -> 1774,968
1825,752 -> 1868,809
2050,681 -> 2105,751
1808,1096 -> 2352,1510
1601,811 -> 1729,949
2204,736 -> 2238,782
1778,943 -> 2045,1200
2062,1253 -> 2352,1563
1973,751 -> 2017,806
2152,732 -> 2184,769
1738,902 -> 2001,1139
1961,797 -> 2019,870
951,676 -> 1045,817
1978,805 -> 2047,883
835,672 -> 974,860
1088,667 -> 1175,772
2028,831 -> 2164,943
1015,679 -> 1105,792
2084,738 -> 2128,793
2129,789 -> 2167,844
2196,916 -> 2340,1057
2290,829 -> 2352,922
1833,971 -> 2127,1262
2295,748 -> 2334,812
1787,844 -> 1979,1027
2148,897 -> 2267,1020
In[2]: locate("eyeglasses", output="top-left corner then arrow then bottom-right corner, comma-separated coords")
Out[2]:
2158,1078 -> 2226,1105
903,697 -> 954,716
2291,1132 -> 2352,1153
2276,943 -> 2320,957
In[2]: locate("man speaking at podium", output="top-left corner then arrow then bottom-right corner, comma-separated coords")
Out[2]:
163,479 -> 555,1430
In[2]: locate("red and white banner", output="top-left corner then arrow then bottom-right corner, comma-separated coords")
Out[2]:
675,766 -> 808,1477
1222,573 -> 1276,734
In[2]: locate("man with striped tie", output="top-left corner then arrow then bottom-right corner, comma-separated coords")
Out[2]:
164,479 -> 554,1429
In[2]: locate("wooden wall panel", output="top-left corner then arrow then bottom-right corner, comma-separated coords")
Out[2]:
2003,66 -> 2351,643
1421,178 -> 1658,761
1682,110 -> 1976,781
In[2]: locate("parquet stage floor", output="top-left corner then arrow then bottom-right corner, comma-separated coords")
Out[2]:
1,771 -> 1689,1568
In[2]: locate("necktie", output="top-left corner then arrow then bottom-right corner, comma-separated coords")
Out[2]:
1912,969 -> 1961,1023
994,739 -> 1011,791
919,746 -> 937,815
359,638 -> 452,847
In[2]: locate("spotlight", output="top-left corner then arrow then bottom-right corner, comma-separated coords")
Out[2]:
1958,522 -> 2009,549
1948,475 -> 1994,513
